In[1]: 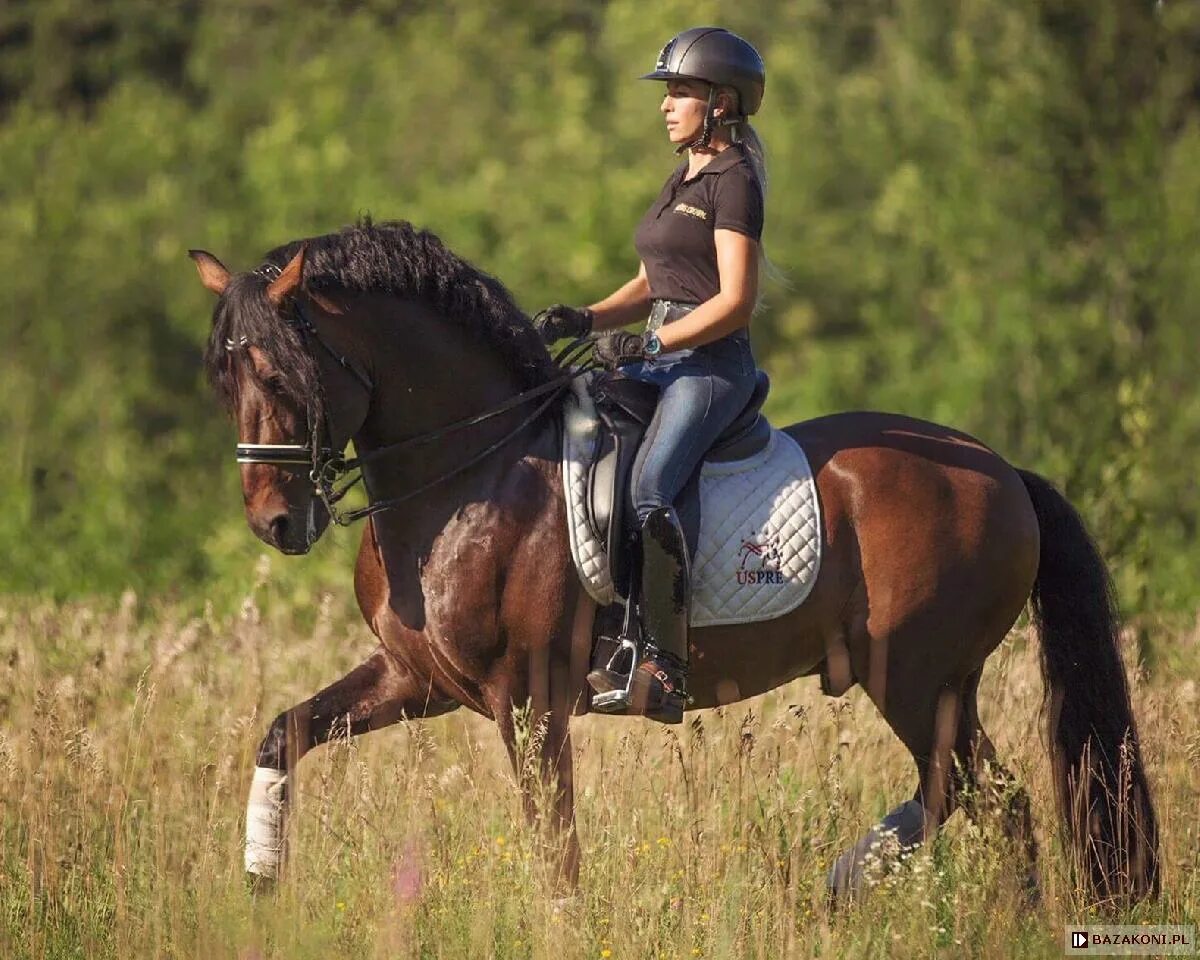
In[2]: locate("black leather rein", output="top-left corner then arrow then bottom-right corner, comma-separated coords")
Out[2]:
229,276 -> 586,526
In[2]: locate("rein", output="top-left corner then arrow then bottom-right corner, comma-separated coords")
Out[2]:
230,271 -> 592,526
324,373 -> 573,525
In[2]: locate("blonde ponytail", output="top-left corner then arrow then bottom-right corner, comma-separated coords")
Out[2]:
735,121 -> 768,195
732,119 -> 786,296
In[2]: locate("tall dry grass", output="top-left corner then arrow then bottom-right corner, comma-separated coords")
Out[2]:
0,583 -> 1197,959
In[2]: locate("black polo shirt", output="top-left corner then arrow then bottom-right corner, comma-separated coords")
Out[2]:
633,143 -> 764,305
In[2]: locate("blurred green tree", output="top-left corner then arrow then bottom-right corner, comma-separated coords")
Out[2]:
0,0 -> 1195,621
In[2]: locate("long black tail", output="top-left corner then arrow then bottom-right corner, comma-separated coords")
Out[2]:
1018,470 -> 1159,905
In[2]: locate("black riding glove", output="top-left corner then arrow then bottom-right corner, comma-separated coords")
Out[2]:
593,331 -> 649,370
532,304 -> 593,343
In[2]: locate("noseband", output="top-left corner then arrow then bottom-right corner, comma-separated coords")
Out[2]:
227,263 -> 582,526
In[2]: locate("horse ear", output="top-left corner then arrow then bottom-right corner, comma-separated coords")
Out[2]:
189,249 -> 231,296
266,243 -> 307,306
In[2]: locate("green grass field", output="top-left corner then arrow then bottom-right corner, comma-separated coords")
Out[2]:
1,585 -> 1196,959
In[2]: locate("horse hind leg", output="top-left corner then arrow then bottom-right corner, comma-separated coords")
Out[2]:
826,681 -> 960,900
828,669 -> 1039,903
952,679 -> 1040,903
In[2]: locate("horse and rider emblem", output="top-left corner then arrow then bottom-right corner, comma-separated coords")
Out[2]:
736,533 -> 785,584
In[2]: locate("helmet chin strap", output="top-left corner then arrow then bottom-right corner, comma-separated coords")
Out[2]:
674,85 -> 742,155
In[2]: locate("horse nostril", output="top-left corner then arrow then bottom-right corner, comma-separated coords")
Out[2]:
269,514 -> 290,545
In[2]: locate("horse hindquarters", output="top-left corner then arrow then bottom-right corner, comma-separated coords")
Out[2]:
811,425 -> 1042,900
1019,470 -> 1160,905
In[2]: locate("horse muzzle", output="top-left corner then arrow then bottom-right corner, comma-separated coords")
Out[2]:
250,494 -> 330,555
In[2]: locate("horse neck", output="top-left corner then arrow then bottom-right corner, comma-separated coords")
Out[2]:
349,293 -> 551,522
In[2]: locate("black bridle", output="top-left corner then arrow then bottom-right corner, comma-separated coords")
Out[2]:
229,267 -> 591,527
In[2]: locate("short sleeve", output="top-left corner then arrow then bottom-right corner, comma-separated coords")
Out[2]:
712,169 -> 764,240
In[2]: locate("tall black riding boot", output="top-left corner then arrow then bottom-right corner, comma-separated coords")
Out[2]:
628,506 -> 691,724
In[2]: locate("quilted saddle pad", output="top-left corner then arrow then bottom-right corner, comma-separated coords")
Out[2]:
562,387 -> 823,627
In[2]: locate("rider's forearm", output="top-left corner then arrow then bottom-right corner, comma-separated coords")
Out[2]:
587,274 -> 652,332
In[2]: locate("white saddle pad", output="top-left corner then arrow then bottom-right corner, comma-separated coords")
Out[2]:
561,381 -> 823,627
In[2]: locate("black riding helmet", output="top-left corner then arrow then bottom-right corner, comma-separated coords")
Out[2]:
641,27 -> 765,151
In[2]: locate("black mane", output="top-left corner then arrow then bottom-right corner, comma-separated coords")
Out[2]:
204,219 -> 554,413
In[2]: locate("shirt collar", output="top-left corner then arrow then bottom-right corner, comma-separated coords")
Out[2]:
678,143 -> 747,183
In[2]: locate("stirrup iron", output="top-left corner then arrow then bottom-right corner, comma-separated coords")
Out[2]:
590,571 -> 643,712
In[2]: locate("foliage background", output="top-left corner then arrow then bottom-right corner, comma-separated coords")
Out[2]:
1,0 -> 1197,618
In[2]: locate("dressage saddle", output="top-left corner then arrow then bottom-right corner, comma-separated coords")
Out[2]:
582,367 -> 772,600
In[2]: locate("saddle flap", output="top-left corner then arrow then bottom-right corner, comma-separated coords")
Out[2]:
593,394 -> 647,597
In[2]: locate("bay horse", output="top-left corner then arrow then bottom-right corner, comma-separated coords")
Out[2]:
190,220 -> 1158,906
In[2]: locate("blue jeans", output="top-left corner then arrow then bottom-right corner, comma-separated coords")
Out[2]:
624,335 -> 758,558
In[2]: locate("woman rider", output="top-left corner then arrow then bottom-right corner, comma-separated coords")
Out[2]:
533,27 -> 767,724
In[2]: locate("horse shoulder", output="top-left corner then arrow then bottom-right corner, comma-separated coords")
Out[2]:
493,453 -> 574,650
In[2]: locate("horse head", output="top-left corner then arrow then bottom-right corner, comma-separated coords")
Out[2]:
191,245 -> 372,554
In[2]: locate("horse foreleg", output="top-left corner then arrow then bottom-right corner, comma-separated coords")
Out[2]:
488,648 -> 581,892
535,692 -> 581,892
245,645 -> 458,880
544,593 -> 591,889
548,661 -> 582,891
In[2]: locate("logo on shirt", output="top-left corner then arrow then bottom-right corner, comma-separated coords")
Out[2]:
674,202 -> 708,221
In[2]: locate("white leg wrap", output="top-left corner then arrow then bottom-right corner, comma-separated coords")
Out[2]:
244,767 -> 288,877
828,799 -> 927,896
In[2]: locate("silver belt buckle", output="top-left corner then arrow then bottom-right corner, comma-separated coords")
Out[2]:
647,300 -> 667,332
